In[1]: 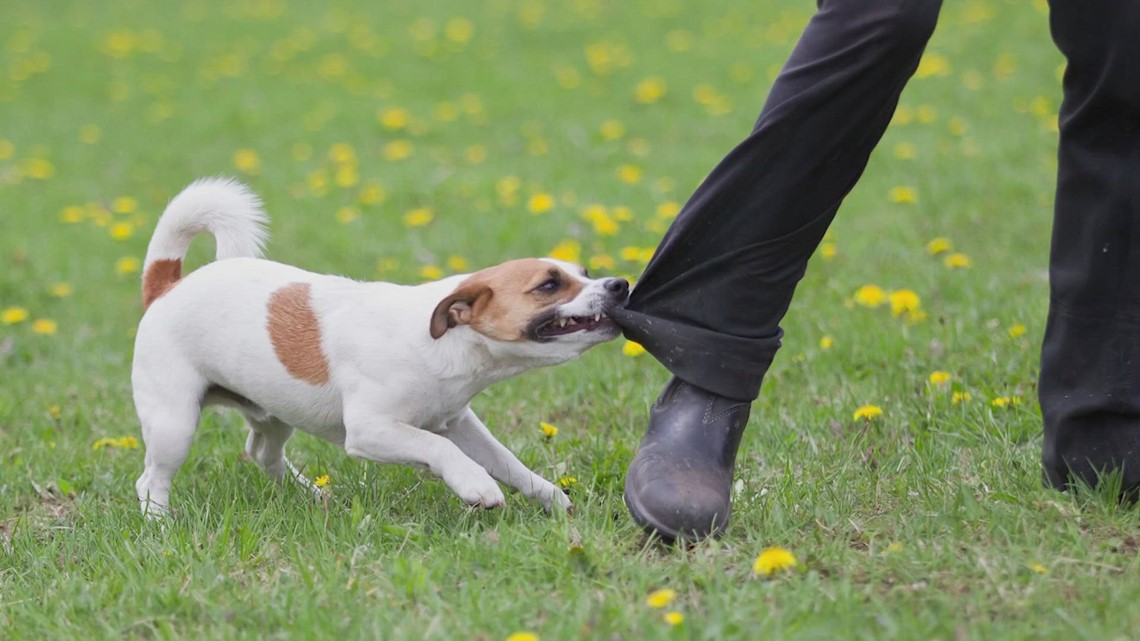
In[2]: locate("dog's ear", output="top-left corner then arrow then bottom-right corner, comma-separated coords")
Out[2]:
430,282 -> 492,339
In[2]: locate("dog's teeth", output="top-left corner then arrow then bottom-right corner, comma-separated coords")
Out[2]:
567,317 -> 578,325
594,313 -> 602,322
557,318 -> 567,328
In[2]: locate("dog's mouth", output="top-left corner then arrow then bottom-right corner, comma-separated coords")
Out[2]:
534,312 -> 616,338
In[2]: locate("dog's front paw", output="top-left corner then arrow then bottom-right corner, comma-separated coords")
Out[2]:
544,487 -> 573,514
449,472 -> 505,509
547,485 -> 574,510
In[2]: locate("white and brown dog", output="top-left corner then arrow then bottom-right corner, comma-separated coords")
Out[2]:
132,178 -> 628,516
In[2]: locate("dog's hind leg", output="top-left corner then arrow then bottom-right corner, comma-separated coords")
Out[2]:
245,417 -> 321,500
133,364 -> 206,518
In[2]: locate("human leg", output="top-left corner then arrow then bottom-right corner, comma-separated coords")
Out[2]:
1039,0 -> 1140,500
613,0 -> 944,541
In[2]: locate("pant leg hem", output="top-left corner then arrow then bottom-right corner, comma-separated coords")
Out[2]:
610,307 -> 781,402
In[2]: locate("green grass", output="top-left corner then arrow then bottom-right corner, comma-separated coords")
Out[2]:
2,0 -> 1138,639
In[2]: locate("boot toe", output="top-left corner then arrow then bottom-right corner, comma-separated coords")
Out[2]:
624,456 -> 732,542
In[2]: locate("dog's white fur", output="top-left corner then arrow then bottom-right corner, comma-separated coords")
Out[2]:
133,178 -> 627,516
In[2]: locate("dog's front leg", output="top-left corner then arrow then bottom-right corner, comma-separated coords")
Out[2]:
442,407 -> 572,513
342,403 -> 505,509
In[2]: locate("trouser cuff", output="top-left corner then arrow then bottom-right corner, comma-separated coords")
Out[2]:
609,307 -> 781,402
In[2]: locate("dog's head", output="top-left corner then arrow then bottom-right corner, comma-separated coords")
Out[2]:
429,258 -> 628,362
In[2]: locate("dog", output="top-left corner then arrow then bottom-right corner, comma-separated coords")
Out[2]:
132,178 -> 628,516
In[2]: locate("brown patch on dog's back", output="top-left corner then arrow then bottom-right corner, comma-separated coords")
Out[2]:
142,259 -> 183,309
266,282 -> 330,385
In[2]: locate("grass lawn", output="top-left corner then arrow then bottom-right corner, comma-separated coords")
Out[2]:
2,0 -> 1138,639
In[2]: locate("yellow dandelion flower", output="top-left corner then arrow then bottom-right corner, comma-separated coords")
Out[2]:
617,164 -> 642,184
991,396 -> 1022,408
48,405 -> 61,420
93,435 -> 140,450
49,282 -> 73,297
663,612 -> 684,626
557,476 -> 577,489
464,144 -> 488,164
588,255 -> 615,271
554,65 -> 581,89
112,196 -> 138,214
420,265 -> 444,280
944,253 -> 971,269
753,546 -> 798,576
1008,323 -> 1027,338
645,588 -> 676,609
447,256 -> 469,272
32,319 -> 58,335
358,183 -> 386,206
622,340 -> 646,357
819,335 -> 833,350
853,404 -> 883,421
60,205 -> 86,224
334,165 -> 358,189
820,242 -> 837,259
403,207 -> 434,227
853,284 -> 887,308
611,206 -> 633,221
2,307 -> 30,325
885,541 -> 904,554
888,186 -> 918,204
22,157 -> 55,180
916,105 -> 938,123
634,77 -> 667,104
506,633 -> 538,641
926,237 -> 952,255
894,143 -> 917,160
115,256 -> 141,275
109,222 -> 134,240
0,139 -> 14,159
335,207 -> 359,224
600,119 -> 625,141
952,391 -> 972,404
80,124 -> 103,144
540,422 -> 559,438
1029,562 -> 1048,574
929,371 -> 952,385
378,107 -> 409,130
915,52 -> 951,79
434,101 -> 459,122
888,289 -> 921,316
233,148 -> 261,174
548,240 -> 581,263
314,475 -> 330,488
655,201 -> 680,219
627,138 -> 651,156
383,139 -> 413,161
528,192 -> 555,214
444,17 -> 474,45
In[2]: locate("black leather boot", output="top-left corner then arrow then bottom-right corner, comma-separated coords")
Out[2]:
624,377 -> 751,542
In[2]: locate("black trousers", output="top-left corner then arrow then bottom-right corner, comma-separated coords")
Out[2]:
610,0 -> 1140,494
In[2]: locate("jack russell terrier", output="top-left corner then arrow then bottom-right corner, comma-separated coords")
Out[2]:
132,178 -> 629,516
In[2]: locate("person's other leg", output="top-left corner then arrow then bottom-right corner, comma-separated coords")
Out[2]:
1039,1 -> 1140,500
613,0 -> 944,542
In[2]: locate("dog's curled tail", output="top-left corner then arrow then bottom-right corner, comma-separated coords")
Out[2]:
142,178 -> 269,309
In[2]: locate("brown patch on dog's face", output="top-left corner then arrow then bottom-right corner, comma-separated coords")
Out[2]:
266,282 -> 330,385
430,259 -> 585,341
142,259 -> 182,309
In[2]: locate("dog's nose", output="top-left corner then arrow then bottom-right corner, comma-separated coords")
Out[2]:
604,278 -> 630,297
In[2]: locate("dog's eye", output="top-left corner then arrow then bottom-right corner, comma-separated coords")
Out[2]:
535,279 -> 560,293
